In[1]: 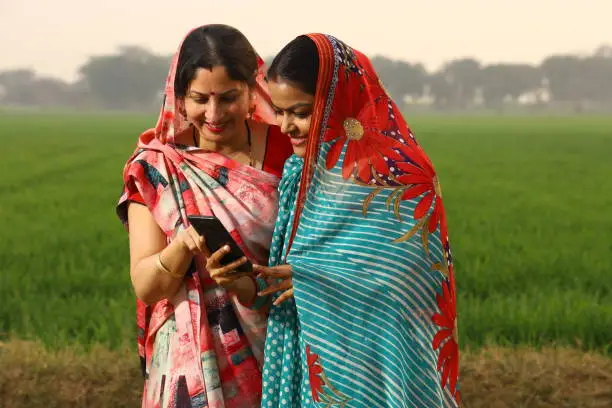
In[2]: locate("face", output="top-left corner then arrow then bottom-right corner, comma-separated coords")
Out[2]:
182,66 -> 252,144
268,79 -> 315,157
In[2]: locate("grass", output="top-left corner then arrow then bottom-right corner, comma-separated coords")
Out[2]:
0,113 -> 147,349
0,112 -> 611,353
409,115 -> 612,352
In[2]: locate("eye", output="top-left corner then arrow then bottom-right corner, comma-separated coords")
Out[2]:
294,111 -> 311,119
193,97 -> 209,104
220,94 -> 238,103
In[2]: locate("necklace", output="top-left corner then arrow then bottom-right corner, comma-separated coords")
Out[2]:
192,121 -> 253,167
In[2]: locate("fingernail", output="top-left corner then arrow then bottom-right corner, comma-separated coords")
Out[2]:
223,245 -> 230,251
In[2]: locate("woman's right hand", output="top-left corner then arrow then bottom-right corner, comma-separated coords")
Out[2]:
174,225 -> 209,255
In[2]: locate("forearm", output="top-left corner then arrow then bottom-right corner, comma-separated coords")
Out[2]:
131,239 -> 193,305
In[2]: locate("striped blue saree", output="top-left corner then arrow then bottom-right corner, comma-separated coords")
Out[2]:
261,34 -> 461,407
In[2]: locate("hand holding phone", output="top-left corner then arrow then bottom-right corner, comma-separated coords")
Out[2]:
187,215 -> 253,274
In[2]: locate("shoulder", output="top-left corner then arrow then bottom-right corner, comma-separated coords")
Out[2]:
122,148 -> 171,191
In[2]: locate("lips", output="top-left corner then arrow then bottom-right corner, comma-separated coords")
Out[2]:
289,136 -> 308,147
204,122 -> 227,134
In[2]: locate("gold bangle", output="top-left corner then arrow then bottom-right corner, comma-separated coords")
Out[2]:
156,253 -> 184,279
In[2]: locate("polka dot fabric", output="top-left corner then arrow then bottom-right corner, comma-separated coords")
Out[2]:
260,156 -> 315,407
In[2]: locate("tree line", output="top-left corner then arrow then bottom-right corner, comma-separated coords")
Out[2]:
1,44 -> 611,112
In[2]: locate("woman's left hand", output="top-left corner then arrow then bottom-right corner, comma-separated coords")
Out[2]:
206,245 -> 250,289
253,264 -> 294,306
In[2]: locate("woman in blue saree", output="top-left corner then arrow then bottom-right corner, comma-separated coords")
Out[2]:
253,34 -> 461,407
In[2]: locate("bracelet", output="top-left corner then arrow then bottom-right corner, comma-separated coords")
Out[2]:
156,252 -> 184,280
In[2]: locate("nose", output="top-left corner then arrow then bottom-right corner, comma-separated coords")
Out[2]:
205,99 -> 224,123
279,113 -> 293,134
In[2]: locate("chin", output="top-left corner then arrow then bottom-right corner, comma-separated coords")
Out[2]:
294,147 -> 307,157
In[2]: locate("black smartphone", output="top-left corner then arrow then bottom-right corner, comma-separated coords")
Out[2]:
187,215 -> 252,274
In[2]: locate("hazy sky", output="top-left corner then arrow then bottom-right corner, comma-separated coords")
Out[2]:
1,0 -> 610,82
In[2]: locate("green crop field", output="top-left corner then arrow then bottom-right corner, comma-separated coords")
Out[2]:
1,112 -> 611,353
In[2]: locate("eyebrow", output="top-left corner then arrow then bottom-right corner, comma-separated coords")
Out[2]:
272,102 -> 313,111
188,88 -> 239,97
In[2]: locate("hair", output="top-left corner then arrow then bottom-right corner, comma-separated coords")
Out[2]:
267,35 -> 319,95
174,24 -> 258,97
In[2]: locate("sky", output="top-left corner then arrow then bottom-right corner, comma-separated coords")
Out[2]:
1,0 -> 610,82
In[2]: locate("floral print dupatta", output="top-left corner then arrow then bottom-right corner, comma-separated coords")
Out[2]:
260,34 -> 461,408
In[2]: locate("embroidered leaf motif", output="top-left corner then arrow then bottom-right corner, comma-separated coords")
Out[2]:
307,345 -> 352,407
392,217 -> 426,244
393,190 -> 402,221
362,187 -> 383,216
422,219 -> 430,257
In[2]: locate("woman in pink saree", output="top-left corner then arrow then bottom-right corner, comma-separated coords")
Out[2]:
116,24 -> 292,408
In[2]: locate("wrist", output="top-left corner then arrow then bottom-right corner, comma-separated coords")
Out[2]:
156,251 -> 184,280
168,236 -> 190,256
156,239 -> 191,280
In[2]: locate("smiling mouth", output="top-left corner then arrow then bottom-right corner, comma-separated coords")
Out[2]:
204,122 -> 228,133
289,135 -> 308,146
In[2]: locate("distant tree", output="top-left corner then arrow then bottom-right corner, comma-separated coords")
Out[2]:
3,43 -> 612,112
580,55 -> 612,103
428,72 -> 454,109
437,58 -> 482,108
31,78 -> 74,107
0,69 -> 37,105
0,69 -> 84,108
78,46 -> 170,110
481,64 -> 543,109
371,56 -> 428,101
540,55 -> 584,102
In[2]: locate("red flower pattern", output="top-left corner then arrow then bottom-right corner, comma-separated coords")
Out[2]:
432,279 -> 460,397
306,345 -> 325,402
324,67 -> 405,182
395,157 -> 444,234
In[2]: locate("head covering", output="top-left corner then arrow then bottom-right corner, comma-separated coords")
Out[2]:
261,34 -> 461,407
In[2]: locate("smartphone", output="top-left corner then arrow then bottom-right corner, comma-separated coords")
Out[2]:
186,215 -> 252,274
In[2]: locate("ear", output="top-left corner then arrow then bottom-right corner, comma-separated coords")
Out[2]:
247,87 -> 257,115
